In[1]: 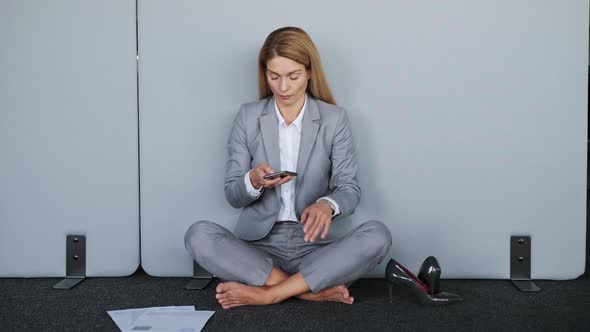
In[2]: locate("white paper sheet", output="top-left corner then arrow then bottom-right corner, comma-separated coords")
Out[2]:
127,310 -> 215,332
107,306 -> 214,332
108,306 -> 194,329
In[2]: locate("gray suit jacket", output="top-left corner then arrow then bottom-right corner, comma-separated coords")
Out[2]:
224,96 -> 360,241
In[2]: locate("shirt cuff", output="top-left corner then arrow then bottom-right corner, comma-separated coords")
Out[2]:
244,170 -> 263,198
317,197 -> 340,217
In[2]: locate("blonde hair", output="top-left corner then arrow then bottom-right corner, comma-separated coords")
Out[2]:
258,27 -> 336,105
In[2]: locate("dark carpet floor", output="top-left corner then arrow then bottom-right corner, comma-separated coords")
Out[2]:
1,267 -> 589,331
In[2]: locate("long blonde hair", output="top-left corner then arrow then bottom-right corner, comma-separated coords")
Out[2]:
258,27 -> 336,105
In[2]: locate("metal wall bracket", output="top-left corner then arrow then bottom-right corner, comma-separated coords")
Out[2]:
185,261 -> 213,290
53,235 -> 86,290
510,235 -> 541,292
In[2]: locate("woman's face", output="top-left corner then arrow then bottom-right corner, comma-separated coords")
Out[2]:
265,56 -> 310,109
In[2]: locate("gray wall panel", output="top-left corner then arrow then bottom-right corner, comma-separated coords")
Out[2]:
139,0 -> 588,278
0,0 -> 139,277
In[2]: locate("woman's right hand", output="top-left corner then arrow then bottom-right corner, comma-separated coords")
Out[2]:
249,162 -> 294,189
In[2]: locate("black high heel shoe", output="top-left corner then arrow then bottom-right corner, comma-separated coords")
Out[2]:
418,256 -> 441,295
385,258 -> 463,305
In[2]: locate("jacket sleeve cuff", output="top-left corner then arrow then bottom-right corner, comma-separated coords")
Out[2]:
244,170 -> 263,198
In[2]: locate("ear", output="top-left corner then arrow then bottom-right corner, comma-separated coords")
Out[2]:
307,70 -> 311,80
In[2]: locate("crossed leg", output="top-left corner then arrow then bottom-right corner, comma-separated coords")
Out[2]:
188,220 -> 391,309
215,267 -> 354,309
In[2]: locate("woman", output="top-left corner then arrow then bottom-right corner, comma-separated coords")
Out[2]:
185,27 -> 392,309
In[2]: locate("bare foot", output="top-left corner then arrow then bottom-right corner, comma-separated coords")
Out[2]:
215,282 -> 271,309
297,285 -> 354,304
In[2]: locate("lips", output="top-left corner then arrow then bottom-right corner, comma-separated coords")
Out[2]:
280,95 -> 291,100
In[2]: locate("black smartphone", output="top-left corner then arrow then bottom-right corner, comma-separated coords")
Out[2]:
263,171 -> 298,180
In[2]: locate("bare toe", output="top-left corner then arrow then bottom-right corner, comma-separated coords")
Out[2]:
340,287 -> 350,299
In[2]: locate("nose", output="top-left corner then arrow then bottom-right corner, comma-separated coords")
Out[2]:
280,78 -> 289,92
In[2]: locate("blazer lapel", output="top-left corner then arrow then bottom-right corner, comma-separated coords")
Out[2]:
260,97 -> 281,202
296,97 -> 321,192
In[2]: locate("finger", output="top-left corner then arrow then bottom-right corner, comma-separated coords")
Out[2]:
315,215 -> 331,240
255,163 -> 268,176
311,217 -> 326,242
264,164 -> 274,173
276,175 -> 290,185
265,177 -> 283,188
306,221 -> 318,242
321,220 -> 331,239
303,218 -> 315,242
304,215 -> 318,241
303,212 -> 316,233
308,218 -> 324,242
276,175 -> 293,186
254,163 -> 266,173
261,174 -> 282,187
301,208 -> 309,224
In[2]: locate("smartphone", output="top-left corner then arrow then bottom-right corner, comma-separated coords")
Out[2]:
263,171 -> 298,180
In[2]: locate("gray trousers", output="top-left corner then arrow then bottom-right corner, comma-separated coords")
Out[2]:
184,219 -> 392,293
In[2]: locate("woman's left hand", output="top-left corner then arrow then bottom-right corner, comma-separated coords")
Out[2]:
301,201 -> 333,242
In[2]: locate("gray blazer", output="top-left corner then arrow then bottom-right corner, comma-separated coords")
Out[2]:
224,96 -> 360,241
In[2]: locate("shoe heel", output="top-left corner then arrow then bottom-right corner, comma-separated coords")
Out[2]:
418,256 -> 441,295
388,284 -> 393,303
428,275 -> 440,296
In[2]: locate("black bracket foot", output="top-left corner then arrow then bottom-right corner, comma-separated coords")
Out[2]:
510,235 -> 541,292
53,235 -> 86,290
185,261 -> 213,290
